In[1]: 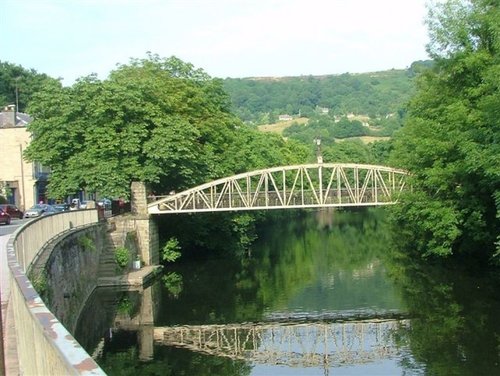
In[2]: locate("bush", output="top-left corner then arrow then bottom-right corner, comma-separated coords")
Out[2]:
161,237 -> 181,263
115,246 -> 130,268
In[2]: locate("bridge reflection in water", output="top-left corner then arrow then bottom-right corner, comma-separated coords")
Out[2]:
152,318 -> 410,368
106,285 -> 409,368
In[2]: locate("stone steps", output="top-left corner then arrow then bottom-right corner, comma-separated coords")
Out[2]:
99,218 -> 127,278
98,248 -> 119,278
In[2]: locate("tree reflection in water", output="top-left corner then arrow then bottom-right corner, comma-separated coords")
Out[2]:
77,208 -> 500,375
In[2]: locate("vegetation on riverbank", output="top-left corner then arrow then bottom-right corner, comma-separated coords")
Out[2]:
2,0 -> 498,265
389,0 -> 500,263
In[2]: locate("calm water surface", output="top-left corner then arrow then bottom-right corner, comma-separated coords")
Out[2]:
76,209 -> 500,375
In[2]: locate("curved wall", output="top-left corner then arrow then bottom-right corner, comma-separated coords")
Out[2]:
5,210 -> 106,375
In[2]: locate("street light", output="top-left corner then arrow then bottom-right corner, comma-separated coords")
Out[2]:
313,137 -> 323,164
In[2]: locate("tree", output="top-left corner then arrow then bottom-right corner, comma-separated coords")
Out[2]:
24,54 -> 308,200
390,0 -> 500,262
0,61 -> 59,112
323,140 -> 373,164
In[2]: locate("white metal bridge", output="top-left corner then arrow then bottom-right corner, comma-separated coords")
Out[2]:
148,163 -> 408,214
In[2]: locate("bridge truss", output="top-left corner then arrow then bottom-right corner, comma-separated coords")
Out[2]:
148,163 -> 408,214
154,319 -> 410,368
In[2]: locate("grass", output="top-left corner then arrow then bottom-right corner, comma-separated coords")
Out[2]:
335,136 -> 391,144
257,117 -> 308,134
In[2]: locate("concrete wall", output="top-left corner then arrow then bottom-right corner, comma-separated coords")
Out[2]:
6,210 -> 105,375
3,182 -> 159,375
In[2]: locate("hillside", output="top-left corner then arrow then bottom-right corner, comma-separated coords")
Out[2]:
223,60 -> 431,125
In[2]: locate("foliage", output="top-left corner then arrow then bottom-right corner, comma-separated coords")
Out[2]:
97,345 -> 251,376
116,297 -> 133,315
223,67 -> 421,124
114,246 -> 130,268
161,237 -> 182,263
0,61 -> 59,112
29,270 -> 49,303
322,139 -> 374,164
386,250 -> 500,375
282,113 -> 403,146
156,209 -> 400,329
231,213 -> 258,251
390,0 -> 500,261
24,53 -> 308,200
162,272 -> 183,298
78,235 -> 96,252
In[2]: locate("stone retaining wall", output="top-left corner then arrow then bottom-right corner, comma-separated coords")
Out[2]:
30,224 -> 107,334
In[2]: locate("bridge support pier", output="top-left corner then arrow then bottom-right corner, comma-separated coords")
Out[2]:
130,182 -> 159,266
138,285 -> 155,360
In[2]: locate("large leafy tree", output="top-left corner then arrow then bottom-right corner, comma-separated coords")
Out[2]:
25,54 -> 307,199
0,61 -> 58,112
390,0 -> 500,261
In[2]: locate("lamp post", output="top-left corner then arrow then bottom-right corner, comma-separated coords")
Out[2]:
313,137 -> 323,164
313,137 -> 324,203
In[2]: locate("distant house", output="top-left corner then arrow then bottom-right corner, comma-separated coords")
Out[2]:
0,105 -> 49,210
318,107 -> 329,115
278,114 -> 293,121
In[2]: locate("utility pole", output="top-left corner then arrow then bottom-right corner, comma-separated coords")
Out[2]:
15,76 -> 20,112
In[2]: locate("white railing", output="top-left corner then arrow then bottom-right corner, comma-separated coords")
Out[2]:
6,210 -> 106,375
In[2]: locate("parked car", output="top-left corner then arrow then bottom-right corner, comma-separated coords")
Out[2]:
42,205 -> 58,216
0,208 -> 11,225
52,203 -> 70,212
0,204 -> 23,219
24,204 -> 50,218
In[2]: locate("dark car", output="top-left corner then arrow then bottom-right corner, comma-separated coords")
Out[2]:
0,208 -> 11,225
0,204 -> 24,219
42,205 -> 58,216
53,203 -> 70,212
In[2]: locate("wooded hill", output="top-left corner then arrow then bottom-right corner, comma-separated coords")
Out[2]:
222,60 -> 433,125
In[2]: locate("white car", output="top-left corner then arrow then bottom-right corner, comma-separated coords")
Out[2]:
24,204 -> 49,218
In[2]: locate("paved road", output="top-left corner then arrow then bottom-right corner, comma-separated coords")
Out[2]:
0,218 -> 30,237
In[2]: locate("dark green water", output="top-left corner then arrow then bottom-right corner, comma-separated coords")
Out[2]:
76,208 -> 500,375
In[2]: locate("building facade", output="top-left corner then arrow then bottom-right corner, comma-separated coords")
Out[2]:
0,105 -> 49,210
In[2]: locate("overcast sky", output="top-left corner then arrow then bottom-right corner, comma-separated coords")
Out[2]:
1,0 -> 431,85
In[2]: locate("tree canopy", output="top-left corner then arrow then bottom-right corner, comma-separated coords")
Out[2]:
24,54 -> 308,199
390,0 -> 500,262
0,61 -> 58,112
222,64 -> 425,124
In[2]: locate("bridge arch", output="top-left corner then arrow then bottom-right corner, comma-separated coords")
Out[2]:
148,163 -> 408,215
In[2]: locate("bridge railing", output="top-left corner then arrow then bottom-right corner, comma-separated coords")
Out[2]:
5,210 -> 105,375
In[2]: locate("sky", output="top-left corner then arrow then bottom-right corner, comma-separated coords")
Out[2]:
1,0 -> 431,86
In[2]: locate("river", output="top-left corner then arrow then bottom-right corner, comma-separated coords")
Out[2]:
75,208 -> 500,375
